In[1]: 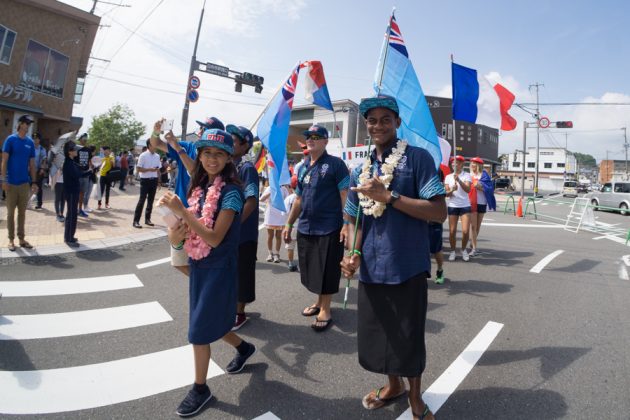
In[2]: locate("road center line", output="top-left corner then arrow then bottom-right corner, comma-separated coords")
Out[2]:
136,257 -> 170,269
252,412 -> 282,420
0,302 -> 172,340
0,274 -> 143,297
530,250 -> 564,273
0,345 -> 224,414
483,223 -> 563,228
396,321 -> 504,419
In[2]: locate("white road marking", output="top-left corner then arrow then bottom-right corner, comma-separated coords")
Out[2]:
622,255 -> 630,266
530,250 -> 564,273
252,412 -> 282,420
0,274 -> 142,297
592,235 -> 627,245
136,257 -> 170,269
0,302 -> 172,340
396,321 -> 504,419
259,223 -> 266,231
483,223 -> 563,228
0,345 -> 224,414
619,264 -> 629,281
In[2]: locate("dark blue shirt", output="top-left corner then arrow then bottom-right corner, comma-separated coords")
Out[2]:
344,140 -> 446,285
167,141 -> 197,207
190,183 -> 243,269
296,151 -> 349,236
237,159 -> 259,244
62,158 -> 90,194
2,134 -> 35,185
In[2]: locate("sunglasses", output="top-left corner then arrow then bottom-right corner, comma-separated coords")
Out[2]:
307,135 -> 325,140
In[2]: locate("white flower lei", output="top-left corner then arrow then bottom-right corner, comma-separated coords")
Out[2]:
358,140 -> 408,218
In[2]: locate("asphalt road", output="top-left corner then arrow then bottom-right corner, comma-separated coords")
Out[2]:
1,210 -> 629,419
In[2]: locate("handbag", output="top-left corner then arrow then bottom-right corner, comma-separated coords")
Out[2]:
106,169 -> 122,182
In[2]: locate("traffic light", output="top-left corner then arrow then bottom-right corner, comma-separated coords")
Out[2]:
556,121 -> 573,128
235,72 -> 264,93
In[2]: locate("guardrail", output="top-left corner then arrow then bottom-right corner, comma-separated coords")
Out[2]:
523,197 -> 538,220
503,195 -> 516,216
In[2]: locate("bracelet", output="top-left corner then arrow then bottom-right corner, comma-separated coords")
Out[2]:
351,249 -> 361,256
285,223 -> 293,228
343,220 -> 350,225
171,240 -> 184,250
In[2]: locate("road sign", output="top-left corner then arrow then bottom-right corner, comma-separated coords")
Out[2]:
204,62 -> 229,77
187,89 -> 199,103
189,76 -> 201,90
539,117 -> 550,128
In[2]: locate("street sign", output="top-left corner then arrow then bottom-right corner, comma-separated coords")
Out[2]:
188,89 -> 199,103
539,117 -> 550,128
204,62 -> 229,77
189,76 -> 201,90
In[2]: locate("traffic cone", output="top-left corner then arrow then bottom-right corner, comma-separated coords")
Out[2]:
516,197 -> 523,217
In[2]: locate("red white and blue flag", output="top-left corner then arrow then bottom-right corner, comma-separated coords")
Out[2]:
301,60 -> 334,111
388,15 -> 408,58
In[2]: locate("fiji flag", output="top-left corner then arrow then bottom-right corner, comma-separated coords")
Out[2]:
256,64 -> 301,211
374,12 -> 441,168
301,61 -> 334,111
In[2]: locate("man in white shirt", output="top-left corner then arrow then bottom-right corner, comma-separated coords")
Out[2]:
133,139 -> 161,228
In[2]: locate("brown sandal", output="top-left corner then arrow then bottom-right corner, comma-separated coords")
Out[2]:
8,243 -> 16,252
412,404 -> 434,420
19,241 -> 33,249
362,384 -> 407,410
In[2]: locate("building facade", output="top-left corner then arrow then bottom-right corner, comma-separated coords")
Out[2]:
499,147 -> 578,191
0,0 -> 99,145
599,160 -> 629,183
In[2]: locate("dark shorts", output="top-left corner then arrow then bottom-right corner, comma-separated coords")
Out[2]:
476,204 -> 487,213
358,273 -> 428,377
428,222 -> 443,254
448,206 -> 471,216
237,241 -> 257,303
297,229 -> 344,295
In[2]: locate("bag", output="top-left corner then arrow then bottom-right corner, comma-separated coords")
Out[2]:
106,169 -> 122,182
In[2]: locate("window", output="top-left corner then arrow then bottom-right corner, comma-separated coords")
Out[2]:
20,40 -> 69,98
614,183 -> 630,193
540,151 -> 554,156
544,163 -> 552,169
512,162 -> 521,168
602,183 -> 612,192
557,163 -> 565,168
0,25 -> 17,65
527,162 -> 535,168
74,77 -> 85,104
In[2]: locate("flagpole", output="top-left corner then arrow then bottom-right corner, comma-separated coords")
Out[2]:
344,9 -> 395,310
451,54 -> 457,161
332,111 -> 344,150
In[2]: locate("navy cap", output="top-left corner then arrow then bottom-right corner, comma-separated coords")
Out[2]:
18,115 -> 34,124
226,124 -> 254,147
196,129 -> 233,155
303,124 -> 329,139
359,95 -> 400,118
195,116 -> 225,131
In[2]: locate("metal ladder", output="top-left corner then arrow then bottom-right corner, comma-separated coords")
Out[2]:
564,197 -> 591,233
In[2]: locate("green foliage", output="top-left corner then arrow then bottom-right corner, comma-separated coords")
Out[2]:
573,152 -> 596,168
88,104 -> 145,152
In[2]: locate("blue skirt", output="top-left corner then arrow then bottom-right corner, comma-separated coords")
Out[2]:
188,258 -> 237,344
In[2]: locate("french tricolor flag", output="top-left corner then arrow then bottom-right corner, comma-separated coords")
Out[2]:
301,61 -> 334,111
452,62 -> 517,131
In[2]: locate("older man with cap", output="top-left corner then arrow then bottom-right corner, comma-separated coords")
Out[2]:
1,115 -> 39,251
341,95 -> 446,420
283,124 -> 349,332
150,116 -> 225,275
226,124 -> 259,331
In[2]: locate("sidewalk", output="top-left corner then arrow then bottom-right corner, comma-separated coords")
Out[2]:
0,182 -> 170,259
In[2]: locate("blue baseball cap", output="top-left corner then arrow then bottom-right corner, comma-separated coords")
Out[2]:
359,94 -> 400,118
226,124 -> 254,147
303,124 -> 329,139
196,129 -> 233,155
195,116 -> 225,131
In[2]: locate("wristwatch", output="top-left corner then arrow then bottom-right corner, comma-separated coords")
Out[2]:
389,190 -> 401,204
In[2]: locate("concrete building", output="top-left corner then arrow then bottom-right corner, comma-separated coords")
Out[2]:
499,147 -> 578,191
0,0 -> 99,146
599,160 -> 629,183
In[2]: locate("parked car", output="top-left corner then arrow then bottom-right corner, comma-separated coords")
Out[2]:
588,182 -> 630,215
562,181 -> 578,197
494,178 -> 513,190
577,184 -> 589,194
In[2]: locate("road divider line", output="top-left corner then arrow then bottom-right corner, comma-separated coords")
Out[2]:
396,321 -> 504,419
0,274 -> 143,297
252,412 -> 282,420
0,345 -> 223,414
0,302 -> 172,340
530,250 -> 564,273
483,223 -> 563,228
136,257 -> 170,269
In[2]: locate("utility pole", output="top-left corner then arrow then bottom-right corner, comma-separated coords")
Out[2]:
521,122 -> 528,199
623,127 -> 628,180
564,132 -> 568,181
181,0 -> 206,141
530,82 -> 543,196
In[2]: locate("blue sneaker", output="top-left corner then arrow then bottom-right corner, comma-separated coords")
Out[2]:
78,210 -> 89,217
176,386 -> 212,417
226,342 -> 256,374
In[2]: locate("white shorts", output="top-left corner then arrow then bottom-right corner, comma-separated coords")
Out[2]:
170,245 -> 188,267
285,230 -> 297,250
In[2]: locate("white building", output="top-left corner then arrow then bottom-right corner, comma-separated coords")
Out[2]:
499,147 -> 577,192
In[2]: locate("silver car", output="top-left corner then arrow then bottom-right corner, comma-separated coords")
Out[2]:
589,182 -> 630,215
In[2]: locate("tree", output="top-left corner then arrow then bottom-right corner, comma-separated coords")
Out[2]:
88,104 -> 145,152
573,152 -> 597,168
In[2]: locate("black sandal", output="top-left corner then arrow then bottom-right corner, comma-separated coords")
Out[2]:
301,305 -> 320,317
311,317 -> 332,332
412,405 -> 433,420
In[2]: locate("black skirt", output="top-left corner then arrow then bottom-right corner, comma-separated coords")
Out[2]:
297,230 -> 344,295
357,273 -> 428,377
237,241 -> 257,303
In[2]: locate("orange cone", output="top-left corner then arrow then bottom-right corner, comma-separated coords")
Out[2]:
516,197 -> 523,217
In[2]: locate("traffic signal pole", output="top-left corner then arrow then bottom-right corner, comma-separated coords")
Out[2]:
530,82 -> 543,196
181,0 -> 206,141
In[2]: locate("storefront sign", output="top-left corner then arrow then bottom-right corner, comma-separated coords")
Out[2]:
0,81 -> 33,102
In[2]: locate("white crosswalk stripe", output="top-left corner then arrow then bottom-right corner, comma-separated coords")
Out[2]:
0,274 -> 143,297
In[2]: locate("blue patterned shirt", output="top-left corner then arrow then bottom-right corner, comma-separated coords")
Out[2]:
344,140 -> 446,285
237,159 -> 259,244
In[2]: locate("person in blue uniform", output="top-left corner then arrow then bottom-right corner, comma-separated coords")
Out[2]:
160,129 -> 256,417
283,124 -> 349,332
226,124 -> 259,331
341,96 -> 446,420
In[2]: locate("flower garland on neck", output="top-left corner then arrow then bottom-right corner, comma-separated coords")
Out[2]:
358,140 -> 408,218
184,176 -> 225,260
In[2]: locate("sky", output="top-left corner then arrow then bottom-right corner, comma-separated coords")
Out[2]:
59,0 -> 630,162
